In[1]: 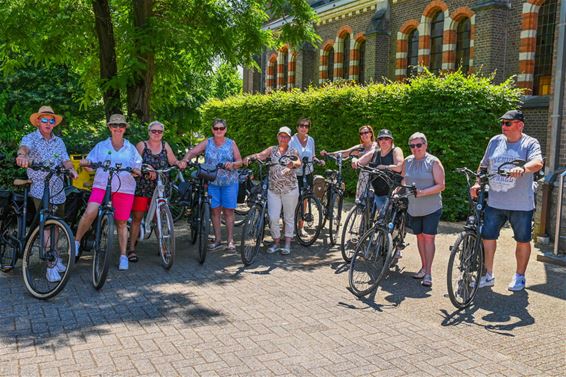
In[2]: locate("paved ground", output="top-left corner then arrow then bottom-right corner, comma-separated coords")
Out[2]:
1,215 -> 565,377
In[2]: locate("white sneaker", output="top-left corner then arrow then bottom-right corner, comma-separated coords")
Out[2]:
118,255 -> 129,271
478,274 -> 495,288
266,245 -> 279,254
508,274 -> 526,291
280,246 -> 291,255
208,242 -> 223,251
55,257 -> 67,273
75,241 -> 80,257
46,266 -> 62,282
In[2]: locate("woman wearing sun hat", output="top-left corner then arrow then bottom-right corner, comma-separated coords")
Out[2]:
243,126 -> 301,255
127,120 -> 186,262
74,114 -> 143,271
16,105 -> 78,282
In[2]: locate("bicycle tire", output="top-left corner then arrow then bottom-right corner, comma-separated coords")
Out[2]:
390,209 -> 408,268
157,203 -> 175,270
92,212 -> 114,290
294,194 -> 323,246
22,218 -> 75,300
169,185 -> 187,222
189,197 -> 199,245
328,192 -> 343,246
340,205 -> 365,263
447,231 -> 483,309
0,209 -> 19,272
348,225 -> 392,297
197,202 -> 211,264
240,204 -> 264,266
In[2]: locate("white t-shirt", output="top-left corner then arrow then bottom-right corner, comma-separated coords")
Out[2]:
289,134 -> 315,176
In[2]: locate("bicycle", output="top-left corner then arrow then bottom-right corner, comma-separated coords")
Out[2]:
82,160 -> 133,290
133,164 -> 177,270
239,155 -> 296,266
169,169 -> 192,222
348,166 -> 415,298
446,159 -> 526,309
294,157 -> 324,246
319,152 -> 348,246
0,161 -> 75,300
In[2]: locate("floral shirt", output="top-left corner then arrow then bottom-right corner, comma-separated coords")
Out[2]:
20,130 -> 70,204
269,146 -> 299,195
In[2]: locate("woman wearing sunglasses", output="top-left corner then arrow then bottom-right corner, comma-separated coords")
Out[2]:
181,119 -> 242,251
127,121 -> 186,262
401,132 -> 445,287
75,114 -> 143,271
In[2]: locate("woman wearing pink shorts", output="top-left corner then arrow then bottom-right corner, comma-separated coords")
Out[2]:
74,114 -> 142,271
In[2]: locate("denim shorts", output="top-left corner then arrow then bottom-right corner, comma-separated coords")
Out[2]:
408,208 -> 442,235
481,206 -> 533,243
208,183 -> 239,209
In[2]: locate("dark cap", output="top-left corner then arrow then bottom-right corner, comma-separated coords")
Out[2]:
377,129 -> 393,139
500,110 -> 524,121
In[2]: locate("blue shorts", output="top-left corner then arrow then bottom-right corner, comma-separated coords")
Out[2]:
481,206 -> 533,243
208,183 -> 239,209
408,208 -> 442,235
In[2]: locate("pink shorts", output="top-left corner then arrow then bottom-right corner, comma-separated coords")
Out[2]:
132,196 -> 150,212
88,188 -> 134,221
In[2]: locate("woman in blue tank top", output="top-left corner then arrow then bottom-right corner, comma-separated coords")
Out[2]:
182,119 -> 243,251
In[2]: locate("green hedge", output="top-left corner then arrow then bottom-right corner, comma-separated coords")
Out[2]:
200,71 -> 522,221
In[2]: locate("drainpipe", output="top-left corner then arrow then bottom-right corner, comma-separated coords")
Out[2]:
541,2 -> 566,239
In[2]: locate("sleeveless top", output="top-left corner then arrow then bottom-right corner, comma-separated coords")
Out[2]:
135,141 -> 169,198
370,148 -> 395,196
404,153 -> 442,217
269,146 -> 298,195
205,137 -> 238,186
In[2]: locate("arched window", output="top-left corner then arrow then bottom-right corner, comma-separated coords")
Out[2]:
455,18 -> 471,73
358,40 -> 366,83
430,12 -> 444,73
342,34 -> 350,80
533,0 -> 557,95
407,29 -> 419,77
327,46 -> 334,81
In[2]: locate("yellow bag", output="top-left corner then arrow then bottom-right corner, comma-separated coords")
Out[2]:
70,154 -> 94,190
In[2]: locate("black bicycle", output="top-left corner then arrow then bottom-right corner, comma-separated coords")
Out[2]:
294,157 -> 324,246
319,153 -> 349,246
239,155 -> 296,266
348,166 -> 415,298
447,159 -> 526,309
82,160 -> 133,290
0,161 -> 75,299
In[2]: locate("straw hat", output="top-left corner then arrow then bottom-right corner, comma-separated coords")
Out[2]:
29,106 -> 63,127
107,113 -> 129,127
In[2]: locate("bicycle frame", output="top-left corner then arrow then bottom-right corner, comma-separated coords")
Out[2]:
139,167 -> 175,240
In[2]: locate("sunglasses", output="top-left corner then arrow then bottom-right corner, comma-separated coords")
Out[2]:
409,143 -> 424,149
359,131 -> 372,136
110,124 -> 127,129
40,117 -> 56,124
213,126 -> 226,131
150,129 -> 163,134
501,120 -> 515,127
299,124 -> 310,128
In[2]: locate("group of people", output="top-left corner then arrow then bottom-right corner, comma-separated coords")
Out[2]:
16,106 -> 542,292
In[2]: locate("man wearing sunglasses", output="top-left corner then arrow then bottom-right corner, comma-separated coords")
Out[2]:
16,106 -> 78,282
470,110 -> 543,292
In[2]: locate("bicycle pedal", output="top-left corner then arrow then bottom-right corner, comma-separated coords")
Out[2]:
398,242 -> 408,250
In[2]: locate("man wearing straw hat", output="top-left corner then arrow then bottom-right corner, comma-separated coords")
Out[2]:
16,105 -> 78,282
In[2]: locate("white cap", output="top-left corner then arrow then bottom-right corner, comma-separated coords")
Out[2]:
278,126 -> 292,137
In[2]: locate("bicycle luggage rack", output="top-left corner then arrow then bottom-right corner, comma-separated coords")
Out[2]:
554,170 -> 566,255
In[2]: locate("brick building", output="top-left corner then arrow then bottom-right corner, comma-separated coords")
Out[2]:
243,0 -> 564,252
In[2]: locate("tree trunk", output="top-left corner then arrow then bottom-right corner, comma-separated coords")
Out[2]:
127,0 -> 155,122
92,0 -> 121,120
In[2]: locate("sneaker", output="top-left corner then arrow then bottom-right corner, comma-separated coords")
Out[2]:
475,274 -> 495,288
280,246 -> 291,255
46,266 -> 62,283
75,240 -> 80,257
266,245 -> 279,254
208,242 -> 223,251
421,274 -> 432,287
507,274 -> 526,291
412,269 -> 426,279
118,255 -> 129,271
55,257 -> 67,273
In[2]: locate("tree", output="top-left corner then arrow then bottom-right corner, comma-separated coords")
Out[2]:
0,0 -> 319,121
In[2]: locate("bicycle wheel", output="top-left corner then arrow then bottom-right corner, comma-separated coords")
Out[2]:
22,218 -> 75,300
390,209 -> 408,267
447,231 -> 483,309
157,203 -> 175,270
240,204 -> 264,266
221,202 -> 250,227
348,226 -> 392,297
92,212 -> 114,290
340,205 -> 366,263
169,185 -> 187,222
0,210 -> 19,272
328,192 -> 343,246
189,197 -> 199,244
197,202 -> 211,264
294,194 -> 323,246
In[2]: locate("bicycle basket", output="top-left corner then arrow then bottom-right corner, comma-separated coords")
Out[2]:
196,165 -> 217,182
313,175 -> 327,200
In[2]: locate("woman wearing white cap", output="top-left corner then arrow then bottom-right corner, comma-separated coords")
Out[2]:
127,121 -> 187,262
243,127 -> 301,254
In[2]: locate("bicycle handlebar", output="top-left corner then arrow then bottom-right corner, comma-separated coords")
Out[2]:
85,161 -> 133,173
141,164 -> 178,174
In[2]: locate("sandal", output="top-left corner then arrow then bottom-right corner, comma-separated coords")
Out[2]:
127,250 -> 139,263
412,268 -> 425,279
226,242 -> 236,251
